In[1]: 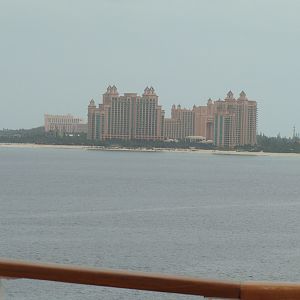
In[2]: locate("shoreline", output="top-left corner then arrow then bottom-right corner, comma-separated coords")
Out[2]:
1,143 -> 300,157
0,143 -> 89,150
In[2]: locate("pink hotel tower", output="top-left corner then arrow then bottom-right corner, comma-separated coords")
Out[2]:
87,86 -> 257,148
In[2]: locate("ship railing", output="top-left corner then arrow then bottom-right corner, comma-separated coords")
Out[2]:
1,258 -> 300,299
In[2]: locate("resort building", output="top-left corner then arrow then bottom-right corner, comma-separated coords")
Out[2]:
213,91 -> 257,147
87,86 -> 164,141
44,114 -> 87,134
193,99 -> 214,141
166,91 -> 257,148
87,86 -> 257,148
164,105 -> 194,140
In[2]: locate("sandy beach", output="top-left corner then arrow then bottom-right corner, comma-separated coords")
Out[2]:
0,143 -> 88,150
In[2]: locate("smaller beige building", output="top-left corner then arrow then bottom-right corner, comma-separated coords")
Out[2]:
44,114 -> 87,134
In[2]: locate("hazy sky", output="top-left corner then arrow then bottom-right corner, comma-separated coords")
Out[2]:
1,0 -> 300,136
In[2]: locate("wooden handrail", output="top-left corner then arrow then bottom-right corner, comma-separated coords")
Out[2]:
1,258 -> 300,299
241,282 -> 300,300
0,258 -> 239,298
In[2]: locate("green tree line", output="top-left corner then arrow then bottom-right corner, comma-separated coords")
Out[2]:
1,127 -> 300,153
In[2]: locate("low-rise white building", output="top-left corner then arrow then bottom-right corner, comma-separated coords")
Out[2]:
44,114 -> 87,134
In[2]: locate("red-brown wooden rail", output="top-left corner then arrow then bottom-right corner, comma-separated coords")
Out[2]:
1,258 -> 300,299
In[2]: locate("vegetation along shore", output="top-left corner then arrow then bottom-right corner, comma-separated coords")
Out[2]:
0,127 -> 300,154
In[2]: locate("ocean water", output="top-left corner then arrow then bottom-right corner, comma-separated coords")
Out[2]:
0,147 -> 300,299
